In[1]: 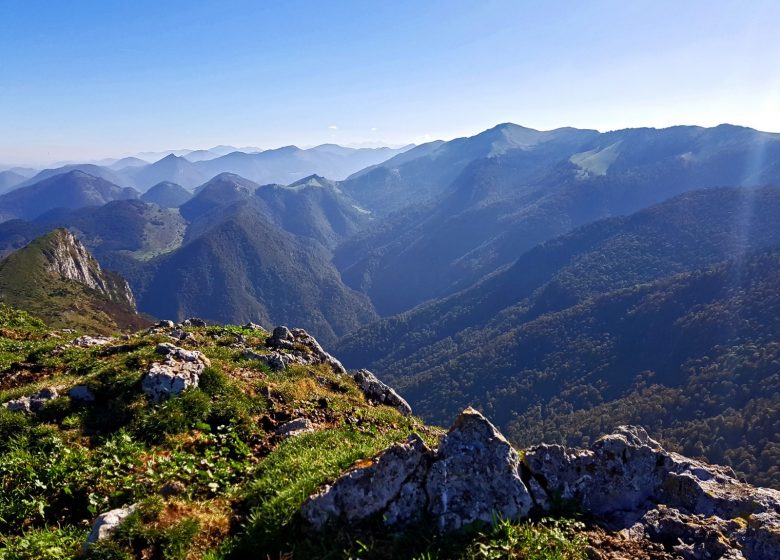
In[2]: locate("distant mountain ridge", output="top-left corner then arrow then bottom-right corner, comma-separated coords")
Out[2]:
336,122 -> 780,315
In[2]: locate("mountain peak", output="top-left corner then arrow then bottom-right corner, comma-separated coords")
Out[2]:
37,229 -> 135,307
0,229 -> 146,333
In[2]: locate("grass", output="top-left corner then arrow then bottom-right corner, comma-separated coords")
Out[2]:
0,307 -> 589,560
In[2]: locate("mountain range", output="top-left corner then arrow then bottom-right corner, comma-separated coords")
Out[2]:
2,122 -> 780,487
11,143 -> 412,193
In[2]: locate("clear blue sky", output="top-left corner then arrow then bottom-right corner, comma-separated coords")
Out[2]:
1,0 -> 779,165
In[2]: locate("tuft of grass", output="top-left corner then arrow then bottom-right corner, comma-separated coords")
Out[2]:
0,525 -> 85,560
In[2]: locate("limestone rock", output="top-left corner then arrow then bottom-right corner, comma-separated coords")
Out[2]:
301,434 -> 432,529
142,344 -> 209,402
523,425 -> 780,560
263,326 -> 347,374
353,369 -> 412,416
244,349 -> 308,371
275,418 -> 315,438
301,408 -> 532,533
70,335 -> 113,348
68,385 -> 95,402
426,407 -> 532,532
4,387 -> 59,413
85,504 -> 137,547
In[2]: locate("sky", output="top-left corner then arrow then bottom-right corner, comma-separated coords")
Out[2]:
1,0 -> 779,166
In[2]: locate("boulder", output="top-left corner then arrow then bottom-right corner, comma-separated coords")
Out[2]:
243,349 -> 308,371
84,505 -> 137,548
68,385 -> 95,402
275,417 -> 315,438
353,369 -> 412,416
182,318 -> 207,327
523,425 -> 780,560
142,344 -> 210,402
70,335 -> 113,348
3,387 -> 59,413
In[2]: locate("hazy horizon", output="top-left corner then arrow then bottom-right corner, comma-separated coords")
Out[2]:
2,0 -> 779,166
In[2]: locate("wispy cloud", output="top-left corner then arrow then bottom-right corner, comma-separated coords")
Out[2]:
328,125 -> 339,130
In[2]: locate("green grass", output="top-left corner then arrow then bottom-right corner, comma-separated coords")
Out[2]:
0,307 -> 589,560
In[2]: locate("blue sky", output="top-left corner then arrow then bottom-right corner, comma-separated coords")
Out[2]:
1,0 -> 779,165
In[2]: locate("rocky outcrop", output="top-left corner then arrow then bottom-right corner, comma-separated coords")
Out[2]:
41,229 -> 136,308
141,343 -> 210,402
264,326 -> 347,374
84,504 -> 137,548
301,407 -> 532,531
353,369 -> 412,416
70,335 -> 114,348
301,410 -> 780,559
3,387 -> 58,413
524,425 -> 780,560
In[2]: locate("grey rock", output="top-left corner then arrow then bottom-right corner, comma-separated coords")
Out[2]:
301,408 -> 532,533
68,385 -> 95,402
275,418 -> 315,438
353,369 -> 412,416
301,434 -> 432,529
156,320 -> 175,329
70,335 -> 113,348
4,387 -> 59,413
183,317 -> 207,327
84,504 -> 137,547
142,361 -> 202,402
155,343 -> 210,366
143,344 -> 209,402
426,407 -> 533,532
526,475 -> 551,511
263,326 -> 347,374
244,322 -> 263,330
524,425 -> 780,560
243,349 -> 308,370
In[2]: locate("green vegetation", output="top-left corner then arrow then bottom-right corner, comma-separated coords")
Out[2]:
0,306 -> 588,559
337,188 -> 780,489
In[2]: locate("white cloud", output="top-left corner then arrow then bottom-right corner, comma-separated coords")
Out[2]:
370,127 -> 378,131
328,125 -> 339,130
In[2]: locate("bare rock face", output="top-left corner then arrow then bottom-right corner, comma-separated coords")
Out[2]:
141,344 -> 210,402
43,229 -> 136,309
84,504 -> 137,548
301,412 -> 780,558
353,369 -> 412,416
300,408 -> 532,532
523,425 -> 780,560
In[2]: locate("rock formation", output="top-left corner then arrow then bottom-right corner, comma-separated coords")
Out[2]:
352,369 -> 412,416
40,229 -> 136,308
3,387 -> 59,413
302,407 -> 532,532
301,408 -> 780,560
141,343 -> 210,402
